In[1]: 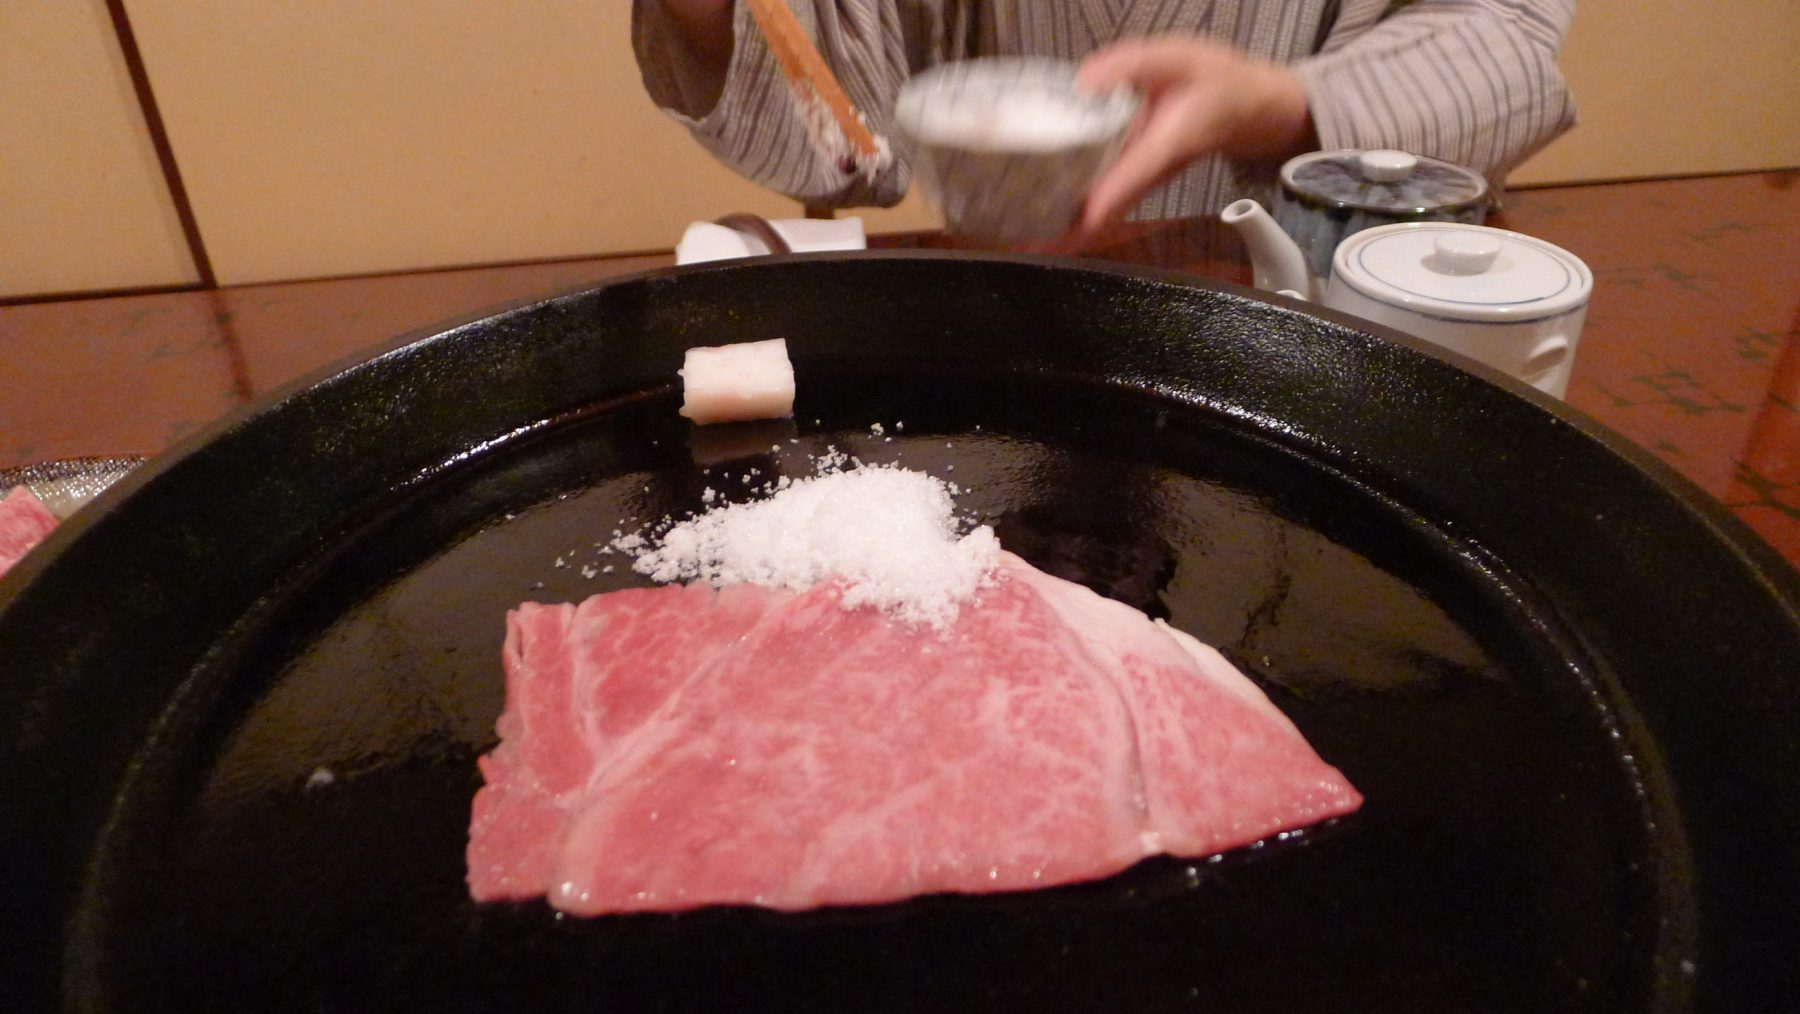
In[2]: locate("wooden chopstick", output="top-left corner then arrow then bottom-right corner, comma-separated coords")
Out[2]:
743,0 -> 882,161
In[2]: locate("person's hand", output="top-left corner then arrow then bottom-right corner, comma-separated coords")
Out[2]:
1072,36 -> 1315,236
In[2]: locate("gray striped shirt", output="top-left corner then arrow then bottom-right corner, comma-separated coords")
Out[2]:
633,0 -> 1576,218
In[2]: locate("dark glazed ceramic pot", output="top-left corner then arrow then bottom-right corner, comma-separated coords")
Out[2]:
1273,148 -> 1491,281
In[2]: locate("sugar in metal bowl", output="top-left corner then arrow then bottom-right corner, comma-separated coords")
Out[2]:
893,58 -> 1138,243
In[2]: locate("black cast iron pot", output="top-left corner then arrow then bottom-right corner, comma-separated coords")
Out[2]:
2,252 -> 1795,1012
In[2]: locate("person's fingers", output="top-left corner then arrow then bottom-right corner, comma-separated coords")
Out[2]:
1074,35 -> 1309,227
1076,36 -> 1226,93
1081,96 -> 1219,229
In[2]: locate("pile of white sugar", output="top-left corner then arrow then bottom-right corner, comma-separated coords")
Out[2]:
627,463 -> 998,629
915,90 -> 1114,152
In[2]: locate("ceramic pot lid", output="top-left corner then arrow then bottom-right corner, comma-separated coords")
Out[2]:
1333,222 -> 1593,322
1281,149 -> 1489,215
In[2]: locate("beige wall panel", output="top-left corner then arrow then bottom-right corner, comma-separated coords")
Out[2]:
1513,0 -> 1800,185
125,2 -> 814,285
0,0 -> 197,299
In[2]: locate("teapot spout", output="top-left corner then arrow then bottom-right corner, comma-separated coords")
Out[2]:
1221,198 -> 1314,300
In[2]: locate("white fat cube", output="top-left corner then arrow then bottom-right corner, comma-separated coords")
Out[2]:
678,338 -> 796,425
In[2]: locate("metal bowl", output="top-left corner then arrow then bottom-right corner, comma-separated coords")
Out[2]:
893,58 -> 1137,243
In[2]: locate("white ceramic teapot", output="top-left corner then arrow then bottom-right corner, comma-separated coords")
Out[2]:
1223,190 -> 1593,399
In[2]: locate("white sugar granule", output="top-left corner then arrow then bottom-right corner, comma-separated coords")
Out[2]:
791,84 -> 894,184
627,463 -> 997,629
913,90 -> 1114,152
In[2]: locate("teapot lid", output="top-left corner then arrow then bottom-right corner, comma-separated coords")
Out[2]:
1332,222 -> 1592,323
1281,149 -> 1488,214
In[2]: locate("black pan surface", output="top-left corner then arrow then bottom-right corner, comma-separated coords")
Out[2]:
2,253 -> 1796,1012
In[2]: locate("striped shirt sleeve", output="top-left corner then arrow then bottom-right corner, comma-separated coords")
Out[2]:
631,0 -> 916,207
1295,0 -> 1578,181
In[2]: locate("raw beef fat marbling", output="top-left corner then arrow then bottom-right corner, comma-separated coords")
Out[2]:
468,552 -> 1361,915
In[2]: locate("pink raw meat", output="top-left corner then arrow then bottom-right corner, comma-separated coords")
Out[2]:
468,552 -> 1361,914
0,487 -> 58,579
